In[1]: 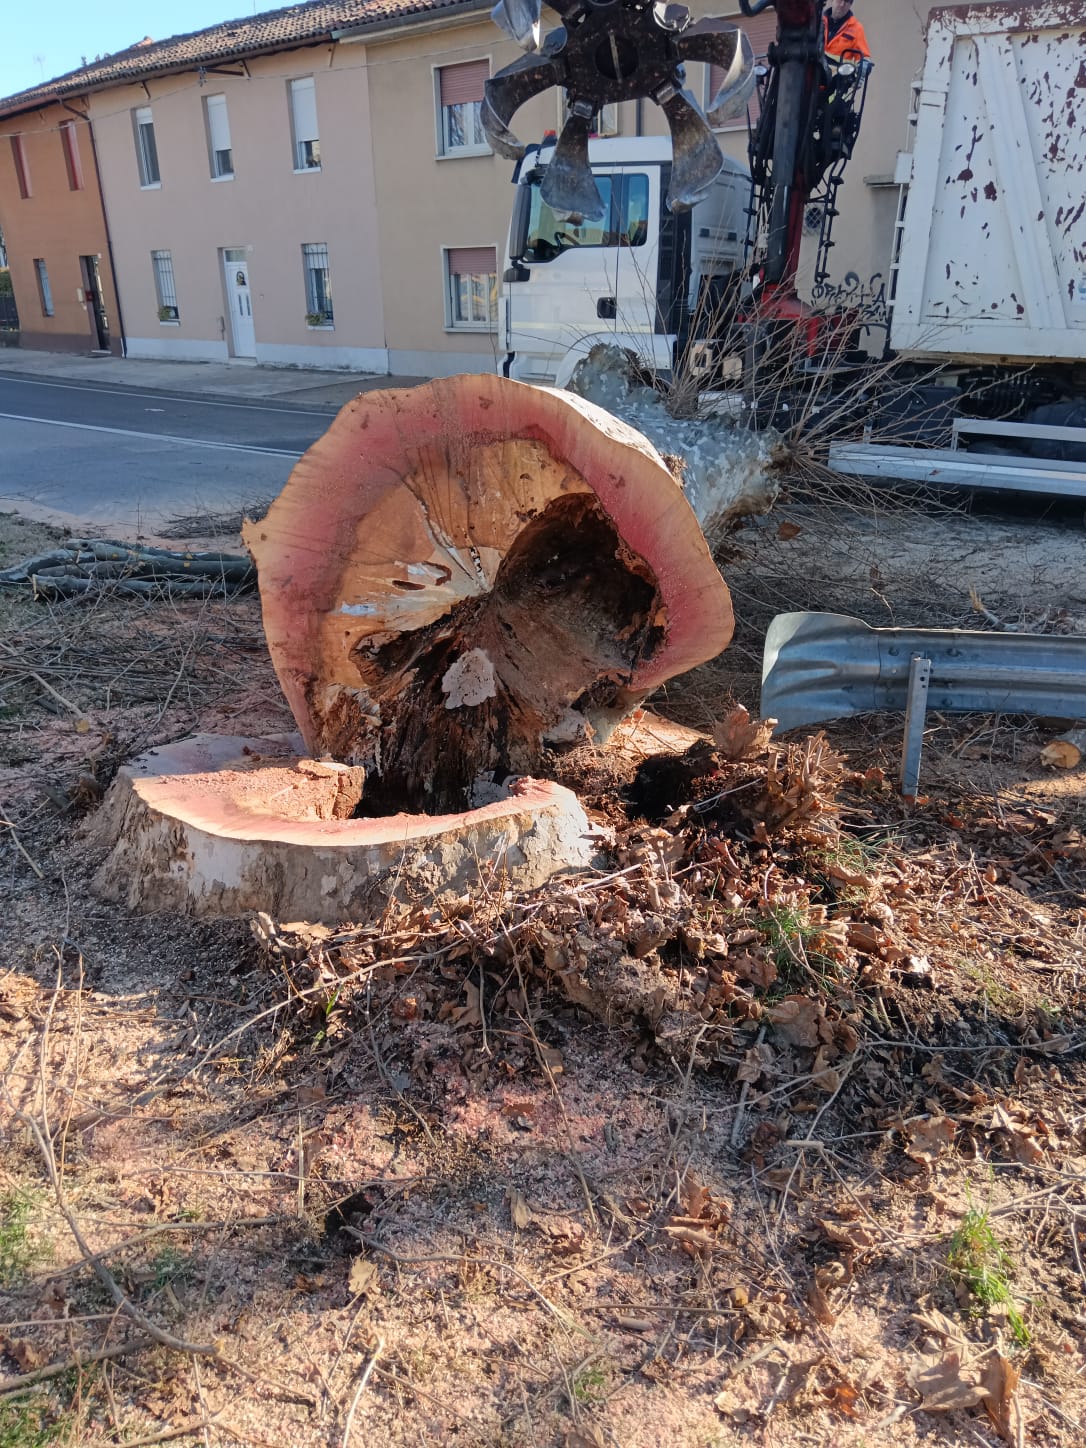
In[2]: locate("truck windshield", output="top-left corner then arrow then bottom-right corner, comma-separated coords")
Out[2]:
520,174 -> 649,264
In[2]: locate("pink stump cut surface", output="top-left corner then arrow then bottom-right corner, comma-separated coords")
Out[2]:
90,735 -> 597,922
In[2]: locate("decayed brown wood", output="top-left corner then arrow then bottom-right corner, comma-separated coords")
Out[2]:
244,374 -> 734,814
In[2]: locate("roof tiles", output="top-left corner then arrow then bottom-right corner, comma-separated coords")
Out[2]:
0,0 -> 486,116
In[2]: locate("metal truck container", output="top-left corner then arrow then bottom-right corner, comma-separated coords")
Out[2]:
889,1 -> 1086,364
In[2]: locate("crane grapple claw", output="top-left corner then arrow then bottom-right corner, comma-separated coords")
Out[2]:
484,0 -> 753,215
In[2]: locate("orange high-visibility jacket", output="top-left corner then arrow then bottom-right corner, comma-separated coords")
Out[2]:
823,11 -> 871,59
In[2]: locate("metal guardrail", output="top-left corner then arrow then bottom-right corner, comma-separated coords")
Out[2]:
828,441 -> 1086,498
761,611 -> 1086,792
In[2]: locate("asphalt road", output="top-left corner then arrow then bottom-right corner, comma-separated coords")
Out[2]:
0,373 -> 337,534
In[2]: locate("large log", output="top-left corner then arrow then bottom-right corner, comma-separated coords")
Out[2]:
244,374 -> 733,815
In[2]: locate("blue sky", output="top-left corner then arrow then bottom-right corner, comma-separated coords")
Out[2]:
1,1 -> 257,100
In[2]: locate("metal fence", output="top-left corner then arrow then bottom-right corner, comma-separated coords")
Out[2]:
0,294 -> 19,330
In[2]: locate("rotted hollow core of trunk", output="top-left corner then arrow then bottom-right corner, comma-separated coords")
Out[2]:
357,492 -> 662,815
244,375 -> 735,822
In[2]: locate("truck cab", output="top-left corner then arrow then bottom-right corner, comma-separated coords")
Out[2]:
501,136 -> 750,389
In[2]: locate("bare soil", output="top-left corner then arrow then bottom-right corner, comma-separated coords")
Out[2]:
0,504 -> 1084,1448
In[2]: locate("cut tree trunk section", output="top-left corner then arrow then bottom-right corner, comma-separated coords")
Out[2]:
244,375 -> 734,815
90,734 -> 598,920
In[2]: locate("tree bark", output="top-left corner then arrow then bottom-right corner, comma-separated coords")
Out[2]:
244,374 -> 734,815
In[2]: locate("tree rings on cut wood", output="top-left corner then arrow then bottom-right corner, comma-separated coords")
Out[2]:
89,735 -> 597,921
243,375 -> 733,814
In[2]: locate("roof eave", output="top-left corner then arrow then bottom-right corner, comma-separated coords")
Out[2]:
332,0 -> 491,43
0,29 -> 346,122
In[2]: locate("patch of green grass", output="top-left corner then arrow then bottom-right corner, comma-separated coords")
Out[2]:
145,1246 -> 195,1292
960,958 -> 1023,1017
947,1204 -> 1030,1346
0,1393 -> 68,1448
757,903 -> 839,988
570,1362 -> 608,1405
0,1190 -> 49,1286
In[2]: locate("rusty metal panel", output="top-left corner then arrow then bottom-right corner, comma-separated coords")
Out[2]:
890,2 -> 1086,362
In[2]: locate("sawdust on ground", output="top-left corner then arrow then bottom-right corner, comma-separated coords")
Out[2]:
0,504 -> 1083,1448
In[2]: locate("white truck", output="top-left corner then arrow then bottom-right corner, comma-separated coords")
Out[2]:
499,3 -> 1086,487
500,135 -> 750,389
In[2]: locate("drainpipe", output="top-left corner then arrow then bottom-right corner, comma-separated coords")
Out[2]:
65,99 -> 128,357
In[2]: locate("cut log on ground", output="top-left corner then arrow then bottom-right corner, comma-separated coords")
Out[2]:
90,734 -> 598,920
1039,728 -> 1086,769
244,374 -> 734,815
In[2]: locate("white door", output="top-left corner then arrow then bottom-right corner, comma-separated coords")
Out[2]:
223,249 -> 256,357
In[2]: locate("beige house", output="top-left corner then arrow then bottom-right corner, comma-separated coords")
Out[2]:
351,0 -> 943,373
0,0 -> 942,376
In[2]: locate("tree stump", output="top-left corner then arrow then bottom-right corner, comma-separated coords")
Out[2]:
244,375 -> 733,815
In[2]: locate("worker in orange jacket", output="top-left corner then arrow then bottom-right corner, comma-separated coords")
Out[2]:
823,0 -> 871,60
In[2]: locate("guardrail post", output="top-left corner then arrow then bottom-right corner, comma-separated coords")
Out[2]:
900,653 -> 932,797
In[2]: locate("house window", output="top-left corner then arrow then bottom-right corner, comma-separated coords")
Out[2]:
10,136 -> 31,199
558,98 -> 620,138
289,77 -> 321,171
134,107 -> 160,186
708,12 -> 776,130
204,94 -> 233,179
33,259 -> 53,316
445,246 -> 497,329
151,249 -> 179,321
302,242 -> 333,325
60,121 -> 84,190
437,61 -> 489,156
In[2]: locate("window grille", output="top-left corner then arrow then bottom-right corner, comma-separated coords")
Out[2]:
302,242 -> 333,323
152,249 -> 179,320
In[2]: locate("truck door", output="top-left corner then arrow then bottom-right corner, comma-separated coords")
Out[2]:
505,162 -> 662,383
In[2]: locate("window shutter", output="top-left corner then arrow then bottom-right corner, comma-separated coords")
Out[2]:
447,246 -> 497,275
206,94 -> 231,153
439,61 -> 488,107
61,121 -> 84,189
290,78 -> 318,143
710,12 -> 777,124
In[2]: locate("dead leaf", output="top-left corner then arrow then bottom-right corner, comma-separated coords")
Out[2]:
905,1116 -> 956,1165
508,1188 -> 532,1230
347,1257 -> 379,1298
4,1337 -> 45,1371
564,1427 -> 606,1448
777,520 -> 803,541
817,1216 -> 876,1250
768,994 -> 826,1048
296,1082 -> 326,1107
980,1352 -> 1020,1443
807,1280 -> 837,1325
908,1349 -> 989,1411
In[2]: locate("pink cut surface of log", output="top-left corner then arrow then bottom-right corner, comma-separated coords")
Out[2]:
243,375 -> 733,815
90,735 -> 597,921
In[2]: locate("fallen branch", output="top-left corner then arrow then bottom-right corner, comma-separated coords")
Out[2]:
0,1335 -> 158,1395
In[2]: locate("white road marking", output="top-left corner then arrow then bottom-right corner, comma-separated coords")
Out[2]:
0,411 -> 302,458
0,374 -> 339,417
